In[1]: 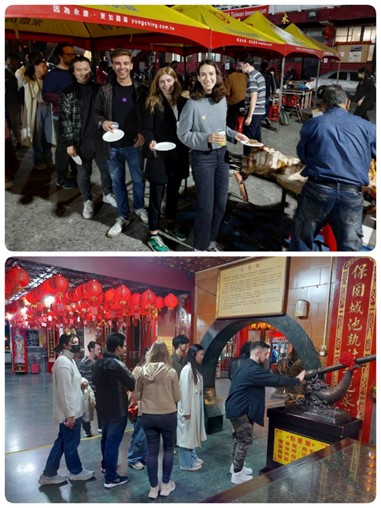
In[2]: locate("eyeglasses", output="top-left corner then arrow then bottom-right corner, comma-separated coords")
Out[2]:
63,52 -> 75,56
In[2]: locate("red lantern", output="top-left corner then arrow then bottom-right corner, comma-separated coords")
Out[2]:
141,289 -> 156,309
115,285 -> 131,303
5,266 -> 30,289
155,296 -> 164,310
164,293 -> 178,310
104,288 -> 115,304
41,278 -> 54,294
50,274 -> 69,294
131,292 -> 141,307
85,279 -> 103,297
5,301 -> 19,314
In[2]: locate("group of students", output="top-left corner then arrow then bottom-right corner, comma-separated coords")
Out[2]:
38,330 -> 308,498
8,43 -> 250,252
38,332 -> 207,499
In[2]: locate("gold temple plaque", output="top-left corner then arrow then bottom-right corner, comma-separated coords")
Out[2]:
216,257 -> 288,319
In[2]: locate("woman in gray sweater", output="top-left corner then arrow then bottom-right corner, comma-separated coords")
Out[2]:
177,59 -> 248,251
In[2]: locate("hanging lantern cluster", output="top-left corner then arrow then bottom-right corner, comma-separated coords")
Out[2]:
6,275 -> 179,329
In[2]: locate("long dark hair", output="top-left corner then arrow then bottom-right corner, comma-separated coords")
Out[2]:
25,51 -> 45,79
190,59 -> 225,103
186,344 -> 204,385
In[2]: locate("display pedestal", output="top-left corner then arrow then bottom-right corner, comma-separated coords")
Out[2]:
263,406 -> 362,471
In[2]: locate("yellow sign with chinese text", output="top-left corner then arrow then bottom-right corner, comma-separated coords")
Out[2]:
273,428 -> 329,465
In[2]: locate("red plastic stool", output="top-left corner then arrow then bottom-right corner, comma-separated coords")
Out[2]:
321,224 -> 337,251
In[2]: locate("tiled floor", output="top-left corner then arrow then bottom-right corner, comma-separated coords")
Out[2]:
4,370 -> 280,503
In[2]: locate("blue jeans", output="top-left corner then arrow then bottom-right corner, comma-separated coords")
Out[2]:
290,181 -> 364,251
127,416 -> 147,465
191,148 -> 230,250
179,447 -> 199,469
101,416 -> 128,483
141,412 -> 177,487
107,146 -> 145,218
243,115 -> 263,155
43,418 -> 83,476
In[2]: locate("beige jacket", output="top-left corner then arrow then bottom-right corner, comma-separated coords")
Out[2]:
135,362 -> 181,414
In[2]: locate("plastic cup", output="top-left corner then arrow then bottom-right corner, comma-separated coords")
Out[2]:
216,129 -> 226,146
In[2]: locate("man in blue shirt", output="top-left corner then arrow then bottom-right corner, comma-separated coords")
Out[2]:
290,85 -> 376,251
225,341 -> 305,485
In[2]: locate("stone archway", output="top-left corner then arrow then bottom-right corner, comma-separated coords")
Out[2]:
200,314 -> 321,433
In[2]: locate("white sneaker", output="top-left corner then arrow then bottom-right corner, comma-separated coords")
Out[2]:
82,200 -> 94,219
231,470 -> 253,485
160,480 -> 176,497
180,463 -> 202,471
230,464 -> 253,475
106,217 -> 130,238
148,484 -> 160,499
38,474 -> 67,485
135,207 -> 148,224
103,193 -> 117,208
68,469 -> 95,481
207,241 -> 224,251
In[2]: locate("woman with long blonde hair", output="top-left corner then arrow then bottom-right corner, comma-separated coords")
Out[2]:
142,66 -> 190,252
135,341 -> 181,499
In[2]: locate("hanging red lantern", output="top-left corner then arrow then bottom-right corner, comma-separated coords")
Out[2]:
50,274 -> 69,294
5,301 -> 19,315
5,266 -> 30,289
155,296 -> 164,310
141,289 -> 156,309
164,293 -> 178,310
104,288 -> 115,304
131,292 -> 141,307
85,279 -> 103,297
41,278 -> 54,294
115,285 -> 131,303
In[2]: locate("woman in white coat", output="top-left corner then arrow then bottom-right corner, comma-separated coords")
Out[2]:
177,344 -> 207,471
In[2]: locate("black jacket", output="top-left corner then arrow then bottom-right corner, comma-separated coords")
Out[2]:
93,352 -> 135,422
225,358 -> 300,425
94,80 -> 148,158
142,95 -> 190,184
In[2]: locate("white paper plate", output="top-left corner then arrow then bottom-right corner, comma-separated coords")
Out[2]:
240,140 -> 264,147
154,142 -> 176,151
103,129 -> 125,142
71,155 -> 82,165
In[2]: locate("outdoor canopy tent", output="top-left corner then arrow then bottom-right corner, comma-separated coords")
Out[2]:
171,4 -> 287,57
243,11 -> 325,58
5,4 -> 213,53
284,23 -> 340,59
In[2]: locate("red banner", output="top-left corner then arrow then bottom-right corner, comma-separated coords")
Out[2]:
327,258 -> 376,443
222,6 -> 269,19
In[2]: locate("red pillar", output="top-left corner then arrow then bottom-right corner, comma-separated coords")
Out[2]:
234,327 -> 249,357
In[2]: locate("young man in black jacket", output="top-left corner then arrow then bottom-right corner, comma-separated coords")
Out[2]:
93,333 -> 135,489
94,48 -> 149,238
59,56 -> 117,219
225,341 -> 305,485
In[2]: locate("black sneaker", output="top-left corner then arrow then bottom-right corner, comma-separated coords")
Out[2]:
104,475 -> 129,489
56,179 -> 77,190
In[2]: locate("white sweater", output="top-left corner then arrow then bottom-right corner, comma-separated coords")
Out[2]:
52,350 -> 84,424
